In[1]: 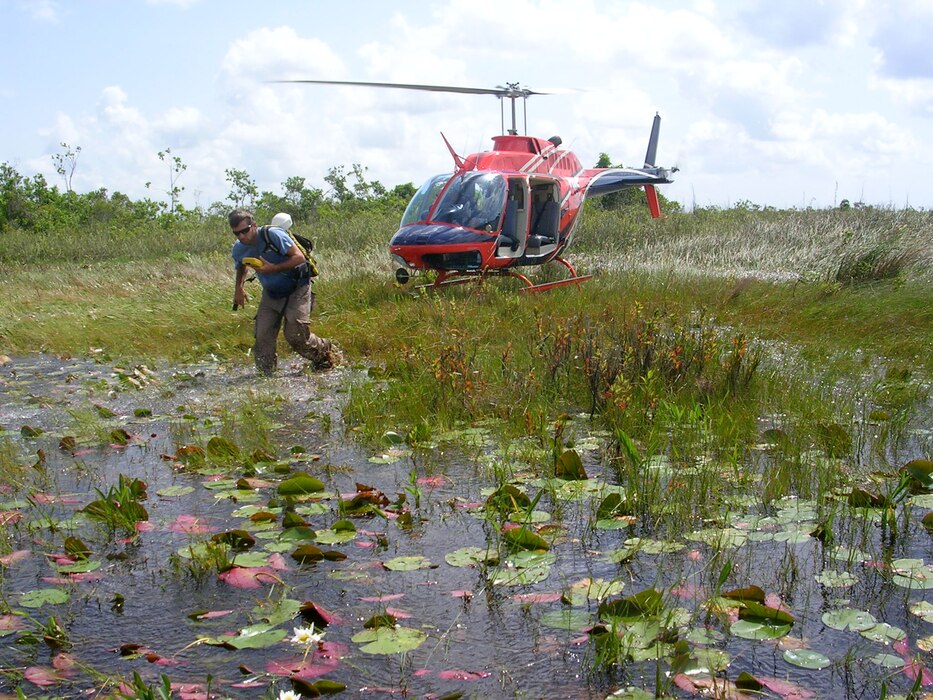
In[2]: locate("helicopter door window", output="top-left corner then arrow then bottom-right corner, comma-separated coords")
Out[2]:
400,173 -> 452,227
433,173 -> 506,231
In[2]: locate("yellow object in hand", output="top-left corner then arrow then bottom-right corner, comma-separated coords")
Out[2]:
242,257 -> 263,269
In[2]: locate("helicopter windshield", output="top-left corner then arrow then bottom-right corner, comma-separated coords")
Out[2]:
400,173 -> 452,227
432,173 -> 507,231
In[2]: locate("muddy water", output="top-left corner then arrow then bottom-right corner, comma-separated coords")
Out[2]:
0,354 -> 931,699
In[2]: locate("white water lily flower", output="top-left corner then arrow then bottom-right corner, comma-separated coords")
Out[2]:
290,623 -> 325,645
278,691 -> 302,700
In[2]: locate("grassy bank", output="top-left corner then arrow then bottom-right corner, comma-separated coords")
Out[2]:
1,205 -> 929,471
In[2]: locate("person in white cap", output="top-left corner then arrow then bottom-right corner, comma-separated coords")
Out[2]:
229,208 -> 333,375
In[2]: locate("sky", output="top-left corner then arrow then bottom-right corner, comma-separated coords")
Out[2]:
2,0 -> 933,212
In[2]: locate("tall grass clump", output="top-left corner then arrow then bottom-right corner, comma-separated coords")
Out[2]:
576,204 -> 932,283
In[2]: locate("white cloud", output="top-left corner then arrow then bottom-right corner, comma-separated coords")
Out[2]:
19,0 -> 59,22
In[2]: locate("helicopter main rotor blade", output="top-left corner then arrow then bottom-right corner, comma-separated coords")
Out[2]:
271,79 -> 550,99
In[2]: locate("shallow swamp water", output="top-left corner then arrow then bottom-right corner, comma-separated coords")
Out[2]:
0,353 -> 932,699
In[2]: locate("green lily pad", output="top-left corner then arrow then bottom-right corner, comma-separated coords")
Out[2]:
445,546 -> 498,568
19,588 -> 70,608
383,555 -> 434,571
315,527 -> 357,545
870,653 -> 905,669
540,609 -> 592,631
814,570 -> 858,588
503,527 -> 549,552
56,559 -> 102,574
686,527 -> 748,548
821,608 -> 877,632
230,552 -> 271,568
891,559 -> 933,590
555,449 -> 587,480
352,626 -> 427,654
783,648 -> 831,669
828,546 -> 871,564
902,459 -> 933,489
730,619 -> 791,640
859,622 -> 906,644
157,485 -> 195,497
277,473 -> 324,495
909,493 -> 933,509
908,600 -> 933,623
496,567 -> 551,585
562,578 -> 625,606
204,624 -> 287,649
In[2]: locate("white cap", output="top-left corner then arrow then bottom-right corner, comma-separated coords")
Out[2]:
271,212 -> 293,230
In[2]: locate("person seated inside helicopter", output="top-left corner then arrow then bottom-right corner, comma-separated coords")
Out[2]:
433,173 -> 506,231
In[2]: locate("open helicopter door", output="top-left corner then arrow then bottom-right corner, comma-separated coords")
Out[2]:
525,180 -> 560,254
496,178 -> 528,258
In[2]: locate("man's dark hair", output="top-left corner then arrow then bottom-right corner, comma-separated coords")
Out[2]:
228,208 -> 254,228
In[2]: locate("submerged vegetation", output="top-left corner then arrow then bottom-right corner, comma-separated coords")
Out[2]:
0,165 -> 932,698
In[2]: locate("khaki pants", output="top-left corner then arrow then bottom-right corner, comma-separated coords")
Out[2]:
253,283 -> 329,375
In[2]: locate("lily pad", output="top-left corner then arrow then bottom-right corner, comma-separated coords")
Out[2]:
503,527 -> 549,552
19,588 -> 70,608
821,608 -> 877,632
891,558 -> 933,590
555,449 -> 587,480
909,600 -> 933,623
814,570 -> 858,588
157,485 -> 195,497
540,609 -> 592,631
277,473 -> 325,495
445,546 -> 498,568
351,626 -> 427,654
383,555 -> 434,571
783,648 -> 831,669
730,619 -> 792,641
859,622 -> 906,644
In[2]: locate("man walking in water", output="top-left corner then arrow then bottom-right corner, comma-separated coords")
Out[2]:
229,208 -> 334,375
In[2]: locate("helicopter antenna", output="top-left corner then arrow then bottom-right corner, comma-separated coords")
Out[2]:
270,79 -> 550,136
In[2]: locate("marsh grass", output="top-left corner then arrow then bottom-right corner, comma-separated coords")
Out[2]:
577,205 -> 933,283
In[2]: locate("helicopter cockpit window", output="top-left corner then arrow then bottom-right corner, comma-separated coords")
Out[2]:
432,173 -> 506,231
400,173 -> 453,227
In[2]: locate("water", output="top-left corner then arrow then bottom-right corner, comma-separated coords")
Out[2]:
0,354 -> 931,699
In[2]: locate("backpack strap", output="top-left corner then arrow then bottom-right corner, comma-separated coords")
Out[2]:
258,226 -> 277,255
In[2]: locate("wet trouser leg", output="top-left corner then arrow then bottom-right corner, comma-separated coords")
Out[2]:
281,283 -> 330,366
254,292 -> 286,376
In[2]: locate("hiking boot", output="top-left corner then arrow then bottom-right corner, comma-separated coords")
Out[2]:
311,339 -> 335,370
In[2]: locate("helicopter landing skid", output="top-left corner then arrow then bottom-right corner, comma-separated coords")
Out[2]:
417,258 -> 592,293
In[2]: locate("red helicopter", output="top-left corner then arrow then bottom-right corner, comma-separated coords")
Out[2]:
278,80 -> 675,292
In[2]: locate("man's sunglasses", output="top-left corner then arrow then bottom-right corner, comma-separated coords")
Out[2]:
232,223 -> 252,236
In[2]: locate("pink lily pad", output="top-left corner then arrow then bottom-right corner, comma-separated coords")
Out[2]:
360,593 -> 404,603
0,550 -> 30,566
0,614 -> 27,633
759,676 -> 817,699
511,592 -> 562,604
191,609 -> 234,620
24,666 -> 67,687
438,669 -> 491,681
172,683 -> 207,700
218,566 -> 282,589
168,515 -> 214,534
265,651 -> 340,679
24,654 -> 77,687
